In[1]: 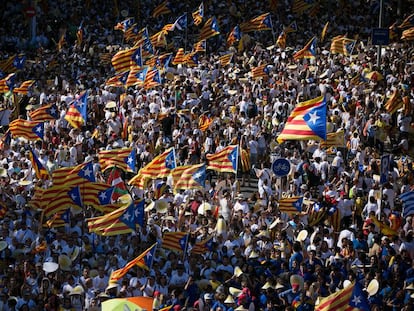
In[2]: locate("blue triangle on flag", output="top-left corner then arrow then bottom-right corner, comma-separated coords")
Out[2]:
303,101 -> 326,140
78,161 -> 95,182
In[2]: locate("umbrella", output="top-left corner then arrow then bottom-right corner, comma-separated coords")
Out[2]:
365,71 -> 383,81
102,297 -> 154,311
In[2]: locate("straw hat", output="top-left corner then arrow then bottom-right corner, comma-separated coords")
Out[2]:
58,254 -> 72,272
249,250 -> 259,259
296,230 -> 308,242
366,279 -> 379,297
233,266 -> 243,277
43,262 -> 59,273
105,101 -> 116,109
343,280 -> 352,288
70,285 -> 84,296
235,306 -> 248,311
18,180 -> 32,186
224,295 -> 235,304
106,282 -> 118,291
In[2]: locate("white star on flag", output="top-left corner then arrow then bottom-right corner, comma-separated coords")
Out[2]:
71,194 -> 77,201
35,126 -> 42,133
99,192 -> 107,201
308,111 -> 320,125
351,295 -> 361,306
123,212 -> 131,221
83,167 -> 92,177
127,156 -> 134,164
50,107 -> 56,115
193,171 -> 203,180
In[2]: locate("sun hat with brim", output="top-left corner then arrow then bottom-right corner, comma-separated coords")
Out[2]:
224,294 -> 235,304
105,101 -> 117,109
296,230 -> 308,242
366,279 -> 379,297
70,285 -> 84,295
275,283 -> 285,290
43,262 -> 59,273
58,254 -> 72,272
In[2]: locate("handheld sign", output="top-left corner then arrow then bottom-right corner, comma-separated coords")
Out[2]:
272,158 -> 291,178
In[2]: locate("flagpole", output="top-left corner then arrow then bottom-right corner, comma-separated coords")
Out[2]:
269,13 -> 276,44
184,12 -> 188,53
182,233 -> 189,262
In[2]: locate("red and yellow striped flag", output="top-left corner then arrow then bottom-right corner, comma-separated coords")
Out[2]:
401,27 -> 414,40
13,80 -> 35,95
278,196 -> 303,214
240,13 -> 272,33
29,104 -> 59,121
384,89 -> 403,114
199,114 -> 214,131
161,232 -> 188,252
111,47 -> 137,73
171,163 -> 206,191
276,31 -> 286,49
9,119 -> 43,141
219,53 -> 233,67
172,48 -> 186,65
320,130 -> 345,149
321,21 -> 329,42
193,40 -> 206,52
87,204 -> 132,236
206,145 -> 238,173
251,64 -> 269,79
199,17 -> 220,41
152,1 -> 171,18
0,55 -> 16,74
98,148 -> 134,172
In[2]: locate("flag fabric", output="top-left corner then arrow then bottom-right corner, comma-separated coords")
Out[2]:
0,55 -> 16,74
28,149 -> 49,180
292,0 -> 315,14
172,48 -> 186,65
132,46 -> 143,67
57,32 -> 66,52
401,27 -> 414,40
114,18 -> 135,32
0,73 -> 16,93
98,187 -> 115,205
129,148 -> 176,187
330,36 -> 356,56
185,52 -> 199,67
111,47 -> 138,74
152,1 -> 171,18
219,53 -> 233,67
399,191 -> 414,218
199,17 -> 220,41
126,67 -> 148,87
277,96 -> 327,143
293,36 -> 317,60
193,40 -> 206,52
240,13 -> 272,33
76,22 -> 83,47
191,237 -> 213,255
107,167 -> 129,202
29,104 -> 59,121
321,21 -> 329,42
9,119 -> 44,141
384,89 -> 403,114
52,161 -> 95,187
174,13 -> 188,31
110,243 -> 158,282
119,203 -> 139,230
144,68 -> 162,89
399,13 -> 414,29
252,64 -> 270,79
278,196 -> 303,214
199,114 -> 214,131
370,215 -> 398,237
150,30 -> 168,48
161,232 -> 189,252
65,92 -> 88,129
227,25 -> 242,47
276,31 -> 286,49
350,73 -> 368,86
98,148 -> 136,172
171,163 -> 206,191
68,186 -> 83,207
192,2 -> 204,26
285,21 -> 297,33
206,145 -> 238,173
87,204 -> 133,236
106,71 -> 129,87
320,130 -> 345,149
240,147 -> 250,173
135,199 -> 145,227
13,80 -> 35,95
315,282 -> 370,311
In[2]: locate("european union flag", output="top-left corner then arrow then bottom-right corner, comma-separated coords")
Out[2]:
78,161 -> 95,182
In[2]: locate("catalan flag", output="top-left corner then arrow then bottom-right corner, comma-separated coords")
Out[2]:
315,282 -> 370,311
384,89 -> 403,114
13,80 -> 35,95
144,68 -> 162,90
152,1 -> 171,18
240,147 -> 250,173
293,36 -> 317,60
277,96 -> 327,143
401,27 -> 414,40
106,71 -> 129,87
114,18 -> 135,32
192,2 -> 204,26
219,53 -> 233,67
57,31 -> 66,52
98,148 -> 136,173
185,52 -> 199,67
227,25 -> 242,47
111,47 -> 137,74
0,55 -> 16,74
400,191 -> 414,218
171,163 -> 206,191
129,148 -> 176,188
292,0 -> 315,14
389,22 -> 399,41
29,104 -> 59,121
199,114 -> 214,131
251,64 -> 270,79
27,187 -> 45,211
52,161 -> 95,187
76,22 -> 83,47
44,211 -> 68,228
398,13 -> 414,29
110,243 -> 158,282
28,149 -> 49,180
206,145 -> 238,173
172,48 -> 186,65
12,54 -> 26,71
276,31 -> 286,49
9,119 -> 44,141
65,91 -> 87,129
150,30 -> 168,48
0,73 -> 16,93
174,13 -> 188,31
307,202 -> 327,227
321,21 -> 329,42
278,196 -> 303,214
87,204 -> 132,236
124,24 -> 144,43
320,130 -> 345,149
284,21 -> 297,33
193,40 -> 206,52
161,232 -> 189,252
126,67 -> 147,87
199,17 -> 220,41
240,13 -> 272,33
192,237 -> 213,255
330,36 -> 356,56
157,53 -> 172,69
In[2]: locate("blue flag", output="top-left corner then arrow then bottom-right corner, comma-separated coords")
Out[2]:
303,98 -> 327,140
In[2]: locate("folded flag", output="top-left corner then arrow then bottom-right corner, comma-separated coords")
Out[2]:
278,196 -> 303,214
227,25 -> 242,47
293,36 -> 317,60
28,149 -> 49,180
65,92 -> 88,129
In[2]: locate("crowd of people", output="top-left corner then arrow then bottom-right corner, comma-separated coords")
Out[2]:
0,0 -> 414,310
